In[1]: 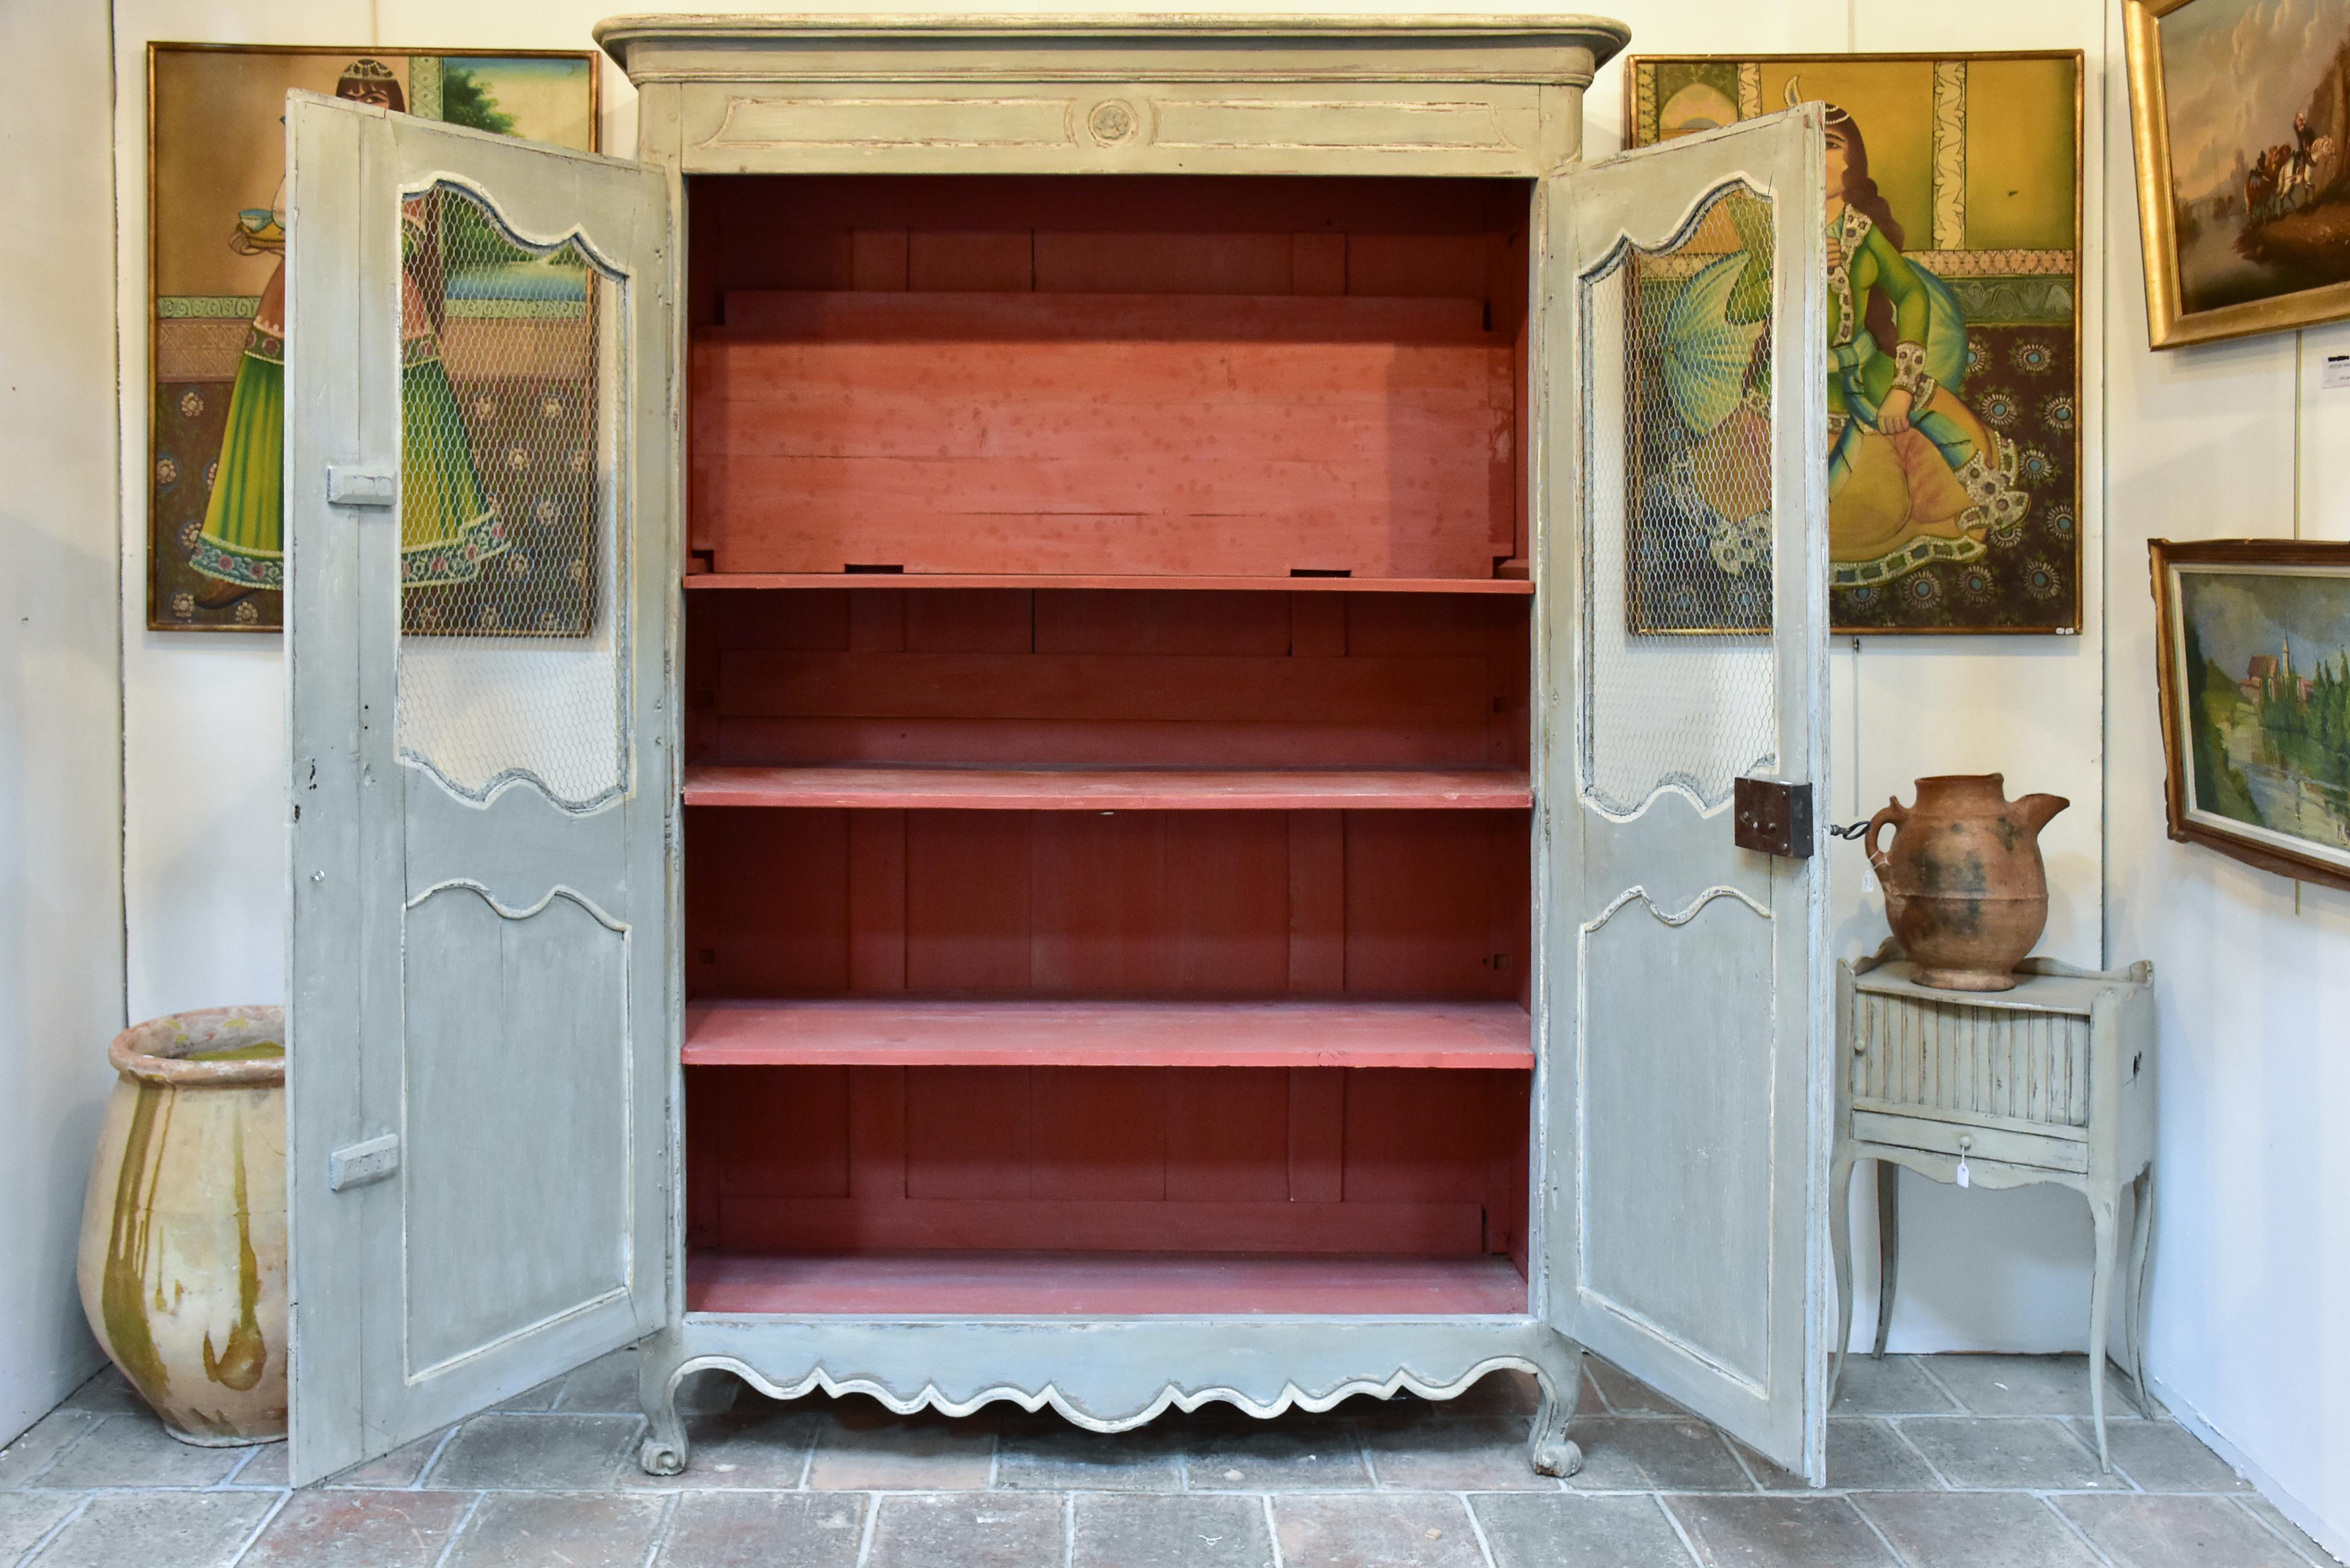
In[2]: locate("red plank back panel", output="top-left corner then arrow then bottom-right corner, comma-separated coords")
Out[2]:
685,175 -> 1530,322
692,292 -> 1514,578
684,808 -> 1528,1002
690,1063 -> 1531,1260
681,589 -> 1533,1004
693,587 -> 1526,771
718,650 -> 1490,725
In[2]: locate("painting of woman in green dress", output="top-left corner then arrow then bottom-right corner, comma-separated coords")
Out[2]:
1814,102 -> 2028,588
1625,52 -> 2081,632
1643,99 -> 2029,631
190,58 -> 505,610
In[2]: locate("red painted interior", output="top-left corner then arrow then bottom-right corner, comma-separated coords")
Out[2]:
685,174 -> 1531,581
687,587 -> 1529,769
683,173 -> 1538,1312
685,1065 -> 1531,1262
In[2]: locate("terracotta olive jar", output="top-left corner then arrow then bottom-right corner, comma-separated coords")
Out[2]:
76,1007 -> 286,1445
1865,775 -> 2069,991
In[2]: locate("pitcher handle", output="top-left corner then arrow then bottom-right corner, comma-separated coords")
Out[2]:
1863,798 -> 1907,879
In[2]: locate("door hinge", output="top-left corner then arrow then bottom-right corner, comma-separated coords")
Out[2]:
328,1133 -> 401,1191
326,464 -> 397,508
1733,776 -> 1814,859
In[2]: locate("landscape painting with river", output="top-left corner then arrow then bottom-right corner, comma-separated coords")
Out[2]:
2176,565 -> 2350,874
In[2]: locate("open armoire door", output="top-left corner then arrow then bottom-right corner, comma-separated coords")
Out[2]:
1537,107 -> 1834,1482
283,93 -> 677,1484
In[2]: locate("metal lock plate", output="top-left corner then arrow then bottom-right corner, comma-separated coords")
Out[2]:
1733,776 -> 1814,858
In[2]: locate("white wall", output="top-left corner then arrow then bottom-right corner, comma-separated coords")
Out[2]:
2103,131 -> 2350,1568
0,3 -> 128,1443
89,0 -> 2346,1554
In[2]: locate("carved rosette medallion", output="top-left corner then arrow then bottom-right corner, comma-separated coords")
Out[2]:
1087,99 -> 1138,145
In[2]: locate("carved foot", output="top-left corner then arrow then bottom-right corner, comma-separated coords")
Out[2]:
1527,1345 -> 1584,1478
1531,1434 -> 1585,1479
636,1333 -> 690,1478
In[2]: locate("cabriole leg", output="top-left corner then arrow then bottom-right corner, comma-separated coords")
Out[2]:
2087,1193 -> 2119,1473
637,1331 -> 689,1477
1872,1160 -> 1900,1359
1829,1147 -> 1858,1404
1527,1332 -> 1585,1478
2126,1166 -> 2156,1417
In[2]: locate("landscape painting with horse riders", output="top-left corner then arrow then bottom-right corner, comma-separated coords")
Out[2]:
2160,0 -> 2350,315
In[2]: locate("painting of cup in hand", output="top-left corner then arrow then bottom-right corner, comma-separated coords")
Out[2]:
2127,0 -> 2350,345
2153,543 -> 2350,892
145,45 -> 596,630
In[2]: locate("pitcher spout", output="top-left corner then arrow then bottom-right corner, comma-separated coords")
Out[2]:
2013,792 -> 2070,835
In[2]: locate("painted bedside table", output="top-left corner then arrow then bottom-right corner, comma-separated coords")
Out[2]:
1833,940 -> 2157,1469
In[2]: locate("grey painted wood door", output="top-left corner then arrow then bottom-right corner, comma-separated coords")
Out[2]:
283,94 -> 677,1485
1536,107 -> 1833,1483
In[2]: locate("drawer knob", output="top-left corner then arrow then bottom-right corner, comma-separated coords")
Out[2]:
1955,1135 -> 1974,1189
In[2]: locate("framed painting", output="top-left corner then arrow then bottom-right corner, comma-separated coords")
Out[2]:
2151,539 -> 2350,892
2126,0 -> 2350,348
1625,53 -> 2083,635
147,44 -> 598,632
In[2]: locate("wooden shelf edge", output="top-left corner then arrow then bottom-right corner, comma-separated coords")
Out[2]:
683,572 -> 1535,595
682,765 -> 1531,812
685,1249 -> 1532,1318
683,997 -> 1534,1070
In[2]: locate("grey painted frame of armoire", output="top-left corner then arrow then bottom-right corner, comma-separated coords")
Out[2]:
285,15 -> 1839,1491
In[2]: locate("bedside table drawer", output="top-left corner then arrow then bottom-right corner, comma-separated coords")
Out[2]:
1851,1110 -> 2089,1174
1849,989 -> 2092,1131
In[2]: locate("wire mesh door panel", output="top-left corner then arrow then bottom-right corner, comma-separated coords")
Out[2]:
1537,109 -> 1830,1486
1580,181 -> 1779,822
396,180 -> 628,812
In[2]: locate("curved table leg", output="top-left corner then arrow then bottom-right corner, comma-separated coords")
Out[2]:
2126,1166 -> 2156,1417
2088,1192 -> 2120,1473
1872,1160 -> 1900,1360
1830,1146 -> 1858,1404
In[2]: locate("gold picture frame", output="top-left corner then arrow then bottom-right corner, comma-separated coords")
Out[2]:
2125,0 -> 2350,348
2149,538 -> 2350,893
146,43 -> 600,631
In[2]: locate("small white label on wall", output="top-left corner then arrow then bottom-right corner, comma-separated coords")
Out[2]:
2322,353 -> 2350,390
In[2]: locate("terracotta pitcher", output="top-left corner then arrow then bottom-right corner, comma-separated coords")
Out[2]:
1865,775 -> 2069,991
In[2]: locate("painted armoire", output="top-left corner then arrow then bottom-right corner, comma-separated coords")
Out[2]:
280,14 -> 1836,1489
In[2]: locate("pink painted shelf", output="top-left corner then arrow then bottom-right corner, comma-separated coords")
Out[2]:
683,997 -> 1534,1070
684,573 -> 1534,594
686,1249 -> 1530,1317
683,764 -> 1530,812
